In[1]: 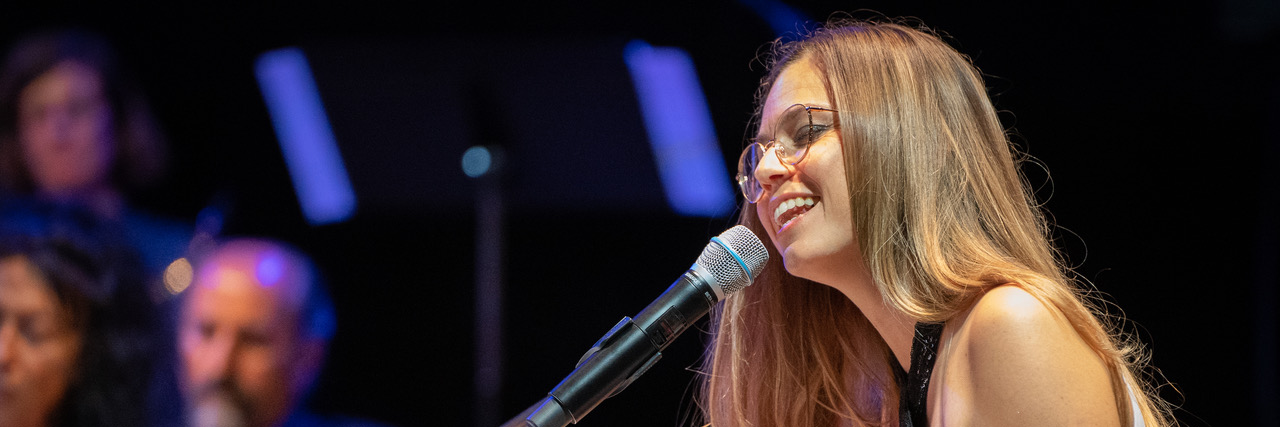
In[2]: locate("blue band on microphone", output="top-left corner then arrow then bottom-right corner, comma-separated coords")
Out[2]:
710,236 -> 751,277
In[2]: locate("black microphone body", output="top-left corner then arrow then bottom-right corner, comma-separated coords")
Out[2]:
512,226 -> 767,427
538,268 -> 717,425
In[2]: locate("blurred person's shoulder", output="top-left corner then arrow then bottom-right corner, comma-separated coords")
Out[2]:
119,205 -> 194,274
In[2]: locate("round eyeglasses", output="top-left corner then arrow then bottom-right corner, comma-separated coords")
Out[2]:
736,104 -> 838,203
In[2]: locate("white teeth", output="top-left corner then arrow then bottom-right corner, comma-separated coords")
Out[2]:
773,197 -> 817,224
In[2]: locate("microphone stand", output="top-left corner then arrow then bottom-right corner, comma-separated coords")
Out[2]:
469,145 -> 506,427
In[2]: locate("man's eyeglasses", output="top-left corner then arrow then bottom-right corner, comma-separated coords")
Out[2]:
736,104 -> 838,203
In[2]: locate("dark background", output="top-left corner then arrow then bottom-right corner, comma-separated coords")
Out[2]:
3,1 -> 1277,426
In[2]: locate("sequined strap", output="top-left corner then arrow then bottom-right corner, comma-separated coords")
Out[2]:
898,322 -> 944,427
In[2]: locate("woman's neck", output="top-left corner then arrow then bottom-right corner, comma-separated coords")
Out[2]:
827,270 -> 916,372
41,184 -> 125,219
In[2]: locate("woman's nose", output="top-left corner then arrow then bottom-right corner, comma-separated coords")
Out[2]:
753,146 -> 792,197
0,323 -> 16,369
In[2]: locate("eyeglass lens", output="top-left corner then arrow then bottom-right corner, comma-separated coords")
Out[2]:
736,105 -> 835,202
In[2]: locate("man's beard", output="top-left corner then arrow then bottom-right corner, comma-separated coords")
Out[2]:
188,382 -> 255,427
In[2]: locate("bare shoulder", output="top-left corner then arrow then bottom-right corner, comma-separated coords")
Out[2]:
966,285 -> 1067,345
939,285 -> 1120,426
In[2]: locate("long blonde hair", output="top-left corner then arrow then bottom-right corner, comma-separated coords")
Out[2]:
700,18 -> 1173,426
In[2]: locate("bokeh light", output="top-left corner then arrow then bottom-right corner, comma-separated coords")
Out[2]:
164,257 -> 193,295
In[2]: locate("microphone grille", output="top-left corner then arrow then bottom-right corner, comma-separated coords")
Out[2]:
697,225 -> 769,297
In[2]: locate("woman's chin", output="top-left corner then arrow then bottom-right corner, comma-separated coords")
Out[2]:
780,248 -> 816,281
778,242 -> 857,286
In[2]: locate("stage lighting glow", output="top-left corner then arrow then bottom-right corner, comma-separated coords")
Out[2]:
255,47 -> 357,225
623,40 -> 735,217
737,0 -> 811,38
255,250 -> 285,287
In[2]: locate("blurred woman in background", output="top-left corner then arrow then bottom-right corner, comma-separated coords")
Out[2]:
0,201 -> 158,427
0,28 -> 190,283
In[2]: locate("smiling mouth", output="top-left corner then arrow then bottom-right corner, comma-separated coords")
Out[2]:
774,196 -> 817,231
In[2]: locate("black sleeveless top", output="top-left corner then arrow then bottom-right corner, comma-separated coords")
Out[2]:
897,322 -> 945,427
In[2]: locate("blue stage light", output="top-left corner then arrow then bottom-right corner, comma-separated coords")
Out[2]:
737,0 -> 812,38
462,146 -> 494,178
255,47 -> 357,225
624,40 -> 735,217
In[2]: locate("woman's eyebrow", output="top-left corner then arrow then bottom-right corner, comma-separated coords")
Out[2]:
758,105 -> 807,140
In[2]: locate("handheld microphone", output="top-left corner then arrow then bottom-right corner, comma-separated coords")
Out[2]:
513,225 -> 768,427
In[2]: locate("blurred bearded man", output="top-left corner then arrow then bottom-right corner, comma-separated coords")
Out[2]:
176,238 -> 340,427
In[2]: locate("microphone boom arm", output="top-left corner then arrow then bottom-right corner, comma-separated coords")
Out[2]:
506,226 -> 767,427
524,266 -> 717,426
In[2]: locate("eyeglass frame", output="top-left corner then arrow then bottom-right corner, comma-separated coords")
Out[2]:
735,104 -> 839,203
